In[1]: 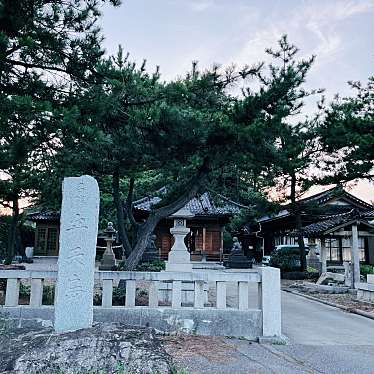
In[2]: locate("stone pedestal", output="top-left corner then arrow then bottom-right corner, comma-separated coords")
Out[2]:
99,222 -> 117,271
225,251 -> 252,269
99,239 -> 116,270
166,209 -> 193,272
224,237 -> 252,269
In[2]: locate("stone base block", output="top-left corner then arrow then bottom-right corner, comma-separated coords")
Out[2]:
258,335 -> 289,345
224,252 -> 252,269
165,262 -> 193,272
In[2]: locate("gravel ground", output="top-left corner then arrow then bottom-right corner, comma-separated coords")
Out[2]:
296,291 -> 374,315
282,279 -> 374,315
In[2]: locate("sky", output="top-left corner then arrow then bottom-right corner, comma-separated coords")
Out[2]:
99,0 -> 374,203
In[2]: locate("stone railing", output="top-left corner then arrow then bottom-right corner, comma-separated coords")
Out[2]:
357,274 -> 374,302
0,267 -> 281,339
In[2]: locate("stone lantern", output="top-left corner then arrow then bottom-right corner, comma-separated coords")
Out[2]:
99,222 -> 116,270
165,207 -> 194,272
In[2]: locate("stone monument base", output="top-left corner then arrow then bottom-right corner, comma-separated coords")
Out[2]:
165,261 -> 193,272
224,252 -> 252,269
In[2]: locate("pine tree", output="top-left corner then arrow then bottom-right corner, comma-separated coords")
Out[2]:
318,76 -> 374,182
0,0 -> 120,261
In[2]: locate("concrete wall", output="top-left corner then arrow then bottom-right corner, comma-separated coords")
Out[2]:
0,306 -> 262,340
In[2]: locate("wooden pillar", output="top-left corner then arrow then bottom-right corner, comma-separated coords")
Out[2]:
320,237 -> 327,274
351,223 -> 360,288
202,227 -> 206,252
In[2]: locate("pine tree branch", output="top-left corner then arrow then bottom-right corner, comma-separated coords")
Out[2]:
152,158 -> 210,220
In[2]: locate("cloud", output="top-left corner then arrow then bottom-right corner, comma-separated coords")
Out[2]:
186,0 -> 215,12
230,0 -> 374,72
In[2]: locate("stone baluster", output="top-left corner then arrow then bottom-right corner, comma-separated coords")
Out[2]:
30,278 -> 44,307
102,279 -> 113,307
5,278 -> 20,307
172,280 -> 182,308
194,280 -> 205,308
125,280 -> 136,307
148,281 -> 159,307
238,281 -> 249,310
216,281 -> 226,309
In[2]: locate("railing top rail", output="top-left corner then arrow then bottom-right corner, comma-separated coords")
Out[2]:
96,270 -> 261,283
0,270 -> 58,279
0,269 -> 261,283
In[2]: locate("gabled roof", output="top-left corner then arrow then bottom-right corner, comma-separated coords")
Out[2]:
134,190 -> 241,217
257,186 -> 372,224
299,209 -> 374,237
298,186 -> 372,209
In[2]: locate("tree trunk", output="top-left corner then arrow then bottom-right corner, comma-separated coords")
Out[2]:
125,216 -> 159,270
112,171 -> 132,258
290,173 -> 307,272
6,196 -> 19,264
125,160 -> 210,270
295,210 -> 307,271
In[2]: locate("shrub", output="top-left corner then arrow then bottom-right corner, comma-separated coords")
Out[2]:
0,279 -> 6,291
269,247 -> 301,273
19,283 -> 31,298
360,265 -> 374,277
307,266 -> 319,273
136,260 -> 165,272
42,285 -> 55,305
282,271 -> 307,280
113,286 -> 126,306
116,259 -> 127,271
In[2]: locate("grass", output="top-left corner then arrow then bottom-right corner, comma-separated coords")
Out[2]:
171,368 -> 189,374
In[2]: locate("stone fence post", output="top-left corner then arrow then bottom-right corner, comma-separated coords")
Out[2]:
259,267 -> 281,337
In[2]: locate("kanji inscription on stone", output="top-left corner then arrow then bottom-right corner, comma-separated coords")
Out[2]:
54,176 -> 100,333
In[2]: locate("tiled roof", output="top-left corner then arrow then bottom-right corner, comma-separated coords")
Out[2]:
363,209 -> 374,218
134,190 -> 241,216
257,187 -> 372,223
300,209 -> 374,237
27,211 -> 60,222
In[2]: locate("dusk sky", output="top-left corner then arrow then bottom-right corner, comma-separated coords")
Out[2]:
100,0 -> 374,203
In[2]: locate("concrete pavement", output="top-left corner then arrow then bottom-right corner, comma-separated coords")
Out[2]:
282,290 -> 374,345
170,291 -> 374,373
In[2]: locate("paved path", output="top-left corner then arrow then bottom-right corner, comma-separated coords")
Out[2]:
169,291 -> 374,374
282,291 -> 374,345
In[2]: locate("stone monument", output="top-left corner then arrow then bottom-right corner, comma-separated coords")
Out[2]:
165,208 -> 193,272
224,237 -> 252,269
54,176 -> 100,333
141,234 -> 160,263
